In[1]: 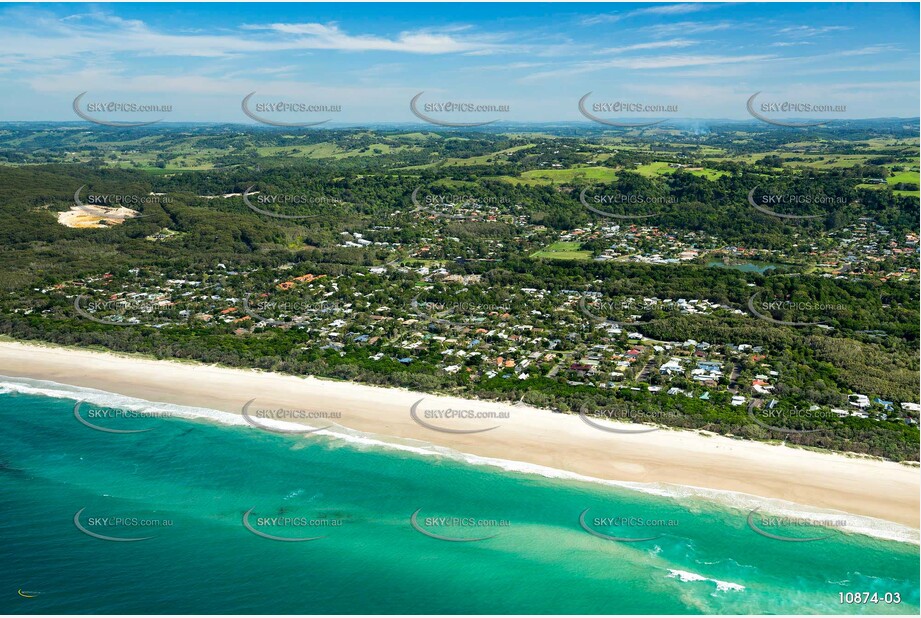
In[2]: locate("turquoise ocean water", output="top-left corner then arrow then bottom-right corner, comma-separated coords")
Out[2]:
1,376 -> 918,614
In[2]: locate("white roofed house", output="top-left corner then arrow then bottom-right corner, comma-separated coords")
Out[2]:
659,358 -> 684,375
848,394 -> 871,409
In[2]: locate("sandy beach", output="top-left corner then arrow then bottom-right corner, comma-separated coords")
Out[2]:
0,340 -> 917,531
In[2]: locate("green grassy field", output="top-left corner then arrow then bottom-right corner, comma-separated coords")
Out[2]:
254,142 -> 421,159
487,175 -> 548,186
392,132 -> 443,140
888,170 -> 920,184
441,144 -> 536,165
687,168 -> 729,180
494,161 -> 726,185
496,166 -> 618,185
634,161 -> 676,177
634,161 -> 727,179
856,169 -> 920,197
889,169 -> 920,197
255,143 -> 341,157
530,241 -> 592,261
397,144 -> 536,170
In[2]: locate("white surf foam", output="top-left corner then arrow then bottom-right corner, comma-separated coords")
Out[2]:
667,569 -> 746,592
2,374 -> 918,545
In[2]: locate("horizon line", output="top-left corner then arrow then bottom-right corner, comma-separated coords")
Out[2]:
3,118 -> 919,126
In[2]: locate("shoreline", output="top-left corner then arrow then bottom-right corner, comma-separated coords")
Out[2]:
0,340 -> 918,537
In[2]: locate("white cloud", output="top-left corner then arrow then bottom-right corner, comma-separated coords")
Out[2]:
0,12 -> 517,61
521,53 -> 773,82
775,25 -> 851,39
770,41 -> 813,48
644,20 -> 735,38
594,39 -> 698,55
838,44 -> 899,57
582,3 -> 722,26
460,62 -> 547,72
242,22 -> 505,54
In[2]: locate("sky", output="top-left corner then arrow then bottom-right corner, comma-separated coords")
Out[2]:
0,2 -> 917,124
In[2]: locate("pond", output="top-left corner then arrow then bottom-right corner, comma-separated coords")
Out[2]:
706,260 -> 778,274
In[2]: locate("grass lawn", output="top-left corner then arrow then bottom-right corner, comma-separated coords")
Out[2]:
531,241 -> 592,261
